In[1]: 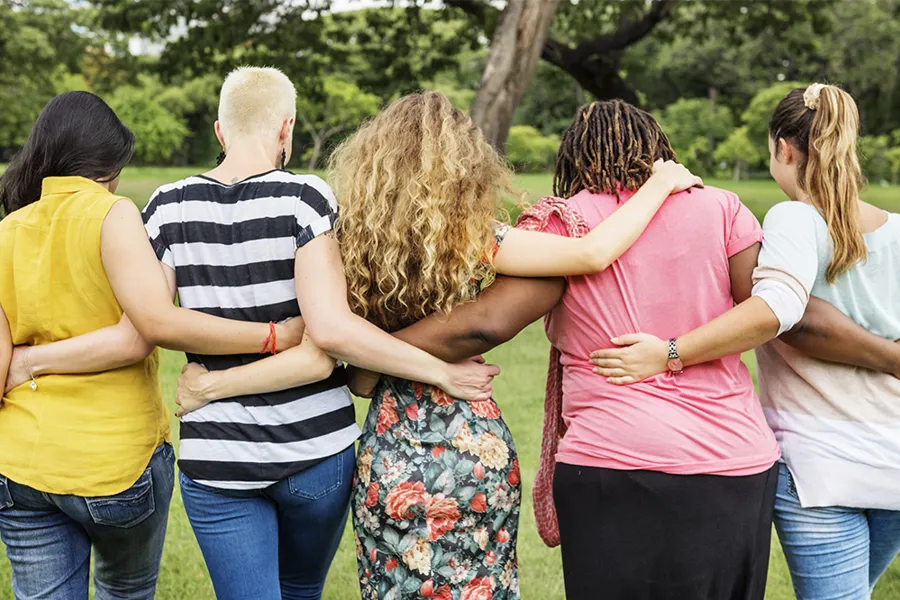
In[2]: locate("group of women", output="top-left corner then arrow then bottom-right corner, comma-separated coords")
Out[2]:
0,65 -> 896,600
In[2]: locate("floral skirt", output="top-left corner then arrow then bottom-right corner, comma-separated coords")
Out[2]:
352,377 -> 521,600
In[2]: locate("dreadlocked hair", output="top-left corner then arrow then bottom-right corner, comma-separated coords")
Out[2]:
554,100 -> 677,200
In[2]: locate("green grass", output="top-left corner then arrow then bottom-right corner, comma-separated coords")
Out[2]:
1,169 -> 899,600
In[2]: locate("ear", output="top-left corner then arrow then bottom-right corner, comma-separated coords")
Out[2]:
279,118 -> 294,144
778,138 -> 795,164
214,121 -> 226,149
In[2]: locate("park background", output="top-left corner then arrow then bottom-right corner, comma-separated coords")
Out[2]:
2,0 -> 900,598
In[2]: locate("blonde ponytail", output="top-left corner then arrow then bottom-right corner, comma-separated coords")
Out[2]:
769,84 -> 866,282
805,86 -> 866,282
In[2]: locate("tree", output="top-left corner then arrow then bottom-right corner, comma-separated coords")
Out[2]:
859,135 -> 891,183
296,77 -> 380,171
0,0 -> 88,152
741,81 -> 804,151
887,146 -> 900,185
714,127 -> 761,180
506,125 -> 559,173
466,0 -> 563,149
107,77 -> 189,164
657,98 -> 734,174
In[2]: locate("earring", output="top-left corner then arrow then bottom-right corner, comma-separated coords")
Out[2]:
281,149 -> 287,170
216,150 -> 226,166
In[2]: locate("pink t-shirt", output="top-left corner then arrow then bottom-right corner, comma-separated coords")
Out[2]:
542,187 -> 780,476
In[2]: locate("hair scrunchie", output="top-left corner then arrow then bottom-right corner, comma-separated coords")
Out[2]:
803,83 -> 826,110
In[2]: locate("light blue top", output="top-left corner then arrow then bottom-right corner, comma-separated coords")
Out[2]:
755,200 -> 900,510
759,201 -> 900,340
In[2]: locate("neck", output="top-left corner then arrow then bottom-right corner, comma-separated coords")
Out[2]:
207,136 -> 281,184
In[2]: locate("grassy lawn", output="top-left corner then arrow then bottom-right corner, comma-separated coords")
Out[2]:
1,168 -> 898,599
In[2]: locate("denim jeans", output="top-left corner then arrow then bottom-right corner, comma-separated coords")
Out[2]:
774,462 -> 900,600
0,443 -> 175,600
179,444 -> 354,600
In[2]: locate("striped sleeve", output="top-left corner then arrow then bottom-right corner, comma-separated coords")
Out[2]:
293,176 -> 338,248
142,188 -> 175,268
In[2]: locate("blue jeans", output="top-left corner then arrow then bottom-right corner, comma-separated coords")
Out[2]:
774,462 -> 900,600
179,445 -> 354,600
0,443 -> 175,600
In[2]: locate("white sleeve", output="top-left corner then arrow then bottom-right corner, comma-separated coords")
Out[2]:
751,202 -> 822,335
752,279 -> 806,335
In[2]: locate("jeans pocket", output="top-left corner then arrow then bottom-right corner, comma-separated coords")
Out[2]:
0,476 -> 12,511
288,450 -> 345,500
85,467 -> 155,528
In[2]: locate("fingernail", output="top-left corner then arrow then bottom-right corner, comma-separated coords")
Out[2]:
610,337 -> 619,344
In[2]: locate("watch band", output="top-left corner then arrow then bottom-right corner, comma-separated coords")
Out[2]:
668,338 -> 680,361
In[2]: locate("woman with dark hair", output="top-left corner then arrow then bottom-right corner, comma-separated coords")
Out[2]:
0,90 -> 316,599
0,81 -> 501,600
593,84 -> 900,599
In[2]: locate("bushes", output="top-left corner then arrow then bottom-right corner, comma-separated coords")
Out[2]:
506,126 -> 559,173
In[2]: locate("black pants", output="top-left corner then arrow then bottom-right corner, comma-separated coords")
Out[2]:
553,463 -> 778,600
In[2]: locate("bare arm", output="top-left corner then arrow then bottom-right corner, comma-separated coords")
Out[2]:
0,302 -> 11,393
175,331 -> 336,416
592,242 -> 900,382
783,299 -> 900,377
494,161 -> 702,277
5,314 -> 155,392
101,200 -> 303,355
349,276 -> 566,397
295,233 -> 498,401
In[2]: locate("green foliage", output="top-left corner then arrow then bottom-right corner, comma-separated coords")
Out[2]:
297,77 -> 381,170
0,0 -> 88,150
505,126 -> 560,173
513,62 -> 587,137
859,135 -> 892,183
714,127 -> 761,180
657,99 -> 734,174
887,147 -> 900,185
741,82 -> 804,150
107,77 -> 189,165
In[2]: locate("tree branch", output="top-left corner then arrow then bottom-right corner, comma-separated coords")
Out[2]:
441,0 -> 491,21
569,0 -> 678,62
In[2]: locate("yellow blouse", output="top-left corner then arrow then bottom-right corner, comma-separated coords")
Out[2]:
0,177 -> 169,496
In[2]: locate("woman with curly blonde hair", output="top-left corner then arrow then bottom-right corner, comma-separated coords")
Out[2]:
330,91 -> 701,599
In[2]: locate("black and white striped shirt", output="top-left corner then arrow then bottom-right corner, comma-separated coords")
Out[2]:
142,170 -> 360,490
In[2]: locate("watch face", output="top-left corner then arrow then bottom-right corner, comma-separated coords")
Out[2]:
667,358 -> 684,373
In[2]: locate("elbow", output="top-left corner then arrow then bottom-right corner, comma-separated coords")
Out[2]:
135,314 -> 178,350
584,247 -> 612,274
307,325 -> 352,357
123,337 -> 156,365
470,324 -> 516,350
311,352 -> 336,382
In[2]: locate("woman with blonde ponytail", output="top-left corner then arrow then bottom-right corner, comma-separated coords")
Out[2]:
590,83 -> 900,599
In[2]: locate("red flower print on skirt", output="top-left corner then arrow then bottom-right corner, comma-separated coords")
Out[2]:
471,492 -> 487,513
376,394 -> 400,435
366,482 -> 380,507
431,388 -> 455,407
469,399 -> 501,419
460,576 -> 494,600
384,481 -> 427,520
507,459 -> 520,486
425,493 -> 461,541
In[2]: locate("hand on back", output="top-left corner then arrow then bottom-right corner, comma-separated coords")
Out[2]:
589,333 -> 669,385
652,159 -> 703,195
439,358 -> 500,402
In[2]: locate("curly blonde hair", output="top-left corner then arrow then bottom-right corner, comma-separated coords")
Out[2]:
328,92 -> 514,332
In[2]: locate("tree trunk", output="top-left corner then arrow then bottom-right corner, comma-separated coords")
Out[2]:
307,135 -> 324,171
469,0 -> 563,151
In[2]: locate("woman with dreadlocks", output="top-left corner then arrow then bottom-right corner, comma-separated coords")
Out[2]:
334,96 -> 898,599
